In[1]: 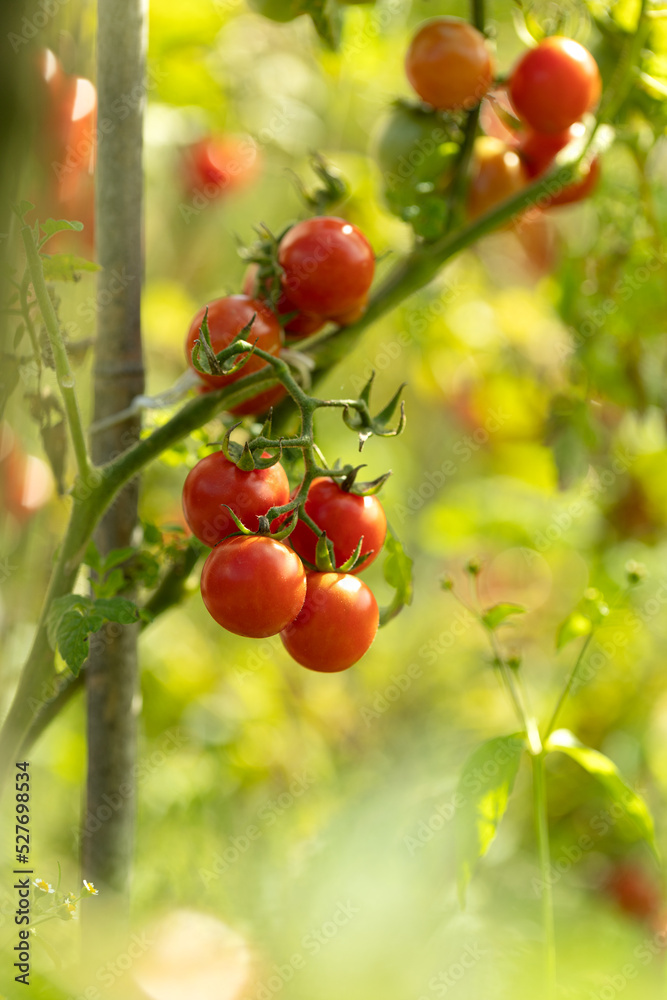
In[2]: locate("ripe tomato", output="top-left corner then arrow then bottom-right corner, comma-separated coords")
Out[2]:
182,451 -> 290,547
547,156 -> 600,206
278,217 -> 375,319
288,478 -> 387,573
201,536 -> 306,638
606,863 -> 661,921
280,572 -> 379,672
0,425 -> 53,523
518,124 -> 582,178
185,295 -> 284,416
509,37 -> 601,134
242,264 -> 324,338
405,18 -> 493,111
183,135 -> 260,198
466,137 -> 528,219
331,296 -> 368,327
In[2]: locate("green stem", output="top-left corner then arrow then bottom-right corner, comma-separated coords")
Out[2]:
543,632 -> 594,740
20,223 -> 92,479
532,752 -> 556,995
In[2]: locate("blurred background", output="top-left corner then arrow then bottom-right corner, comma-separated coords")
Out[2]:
2,0 -> 667,996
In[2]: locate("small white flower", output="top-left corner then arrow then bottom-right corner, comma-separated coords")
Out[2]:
33,879 -> 54,894
82,880 -> 98,895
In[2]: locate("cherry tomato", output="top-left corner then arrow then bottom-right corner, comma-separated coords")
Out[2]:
242,264 -> 324,338
280,572 -> 379,672
183,135 -> 260,198
288,478 -> 387,573
606,863 -> 662,921
331,296 -> 368,327
185,295 -> 284,416
518,123 -> 582,178
509,37 -> 601,134
466,137 -> 528,220
201,536 -> 306,638
547,156 -> 600,206
278,217 -> 375,319
0,425 -> 53,523
405,18 -> 493,111
182,451 -> 290,547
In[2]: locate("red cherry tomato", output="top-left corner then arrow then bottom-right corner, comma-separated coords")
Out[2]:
278,217 -> 375,319
201,536 -> 306,638
547,156 -> 600,206
280,572 -> 379,672
185,295 -> 284,416
183,135 -> 260,198
331,295 -> 368,327
466,137 -> 528,220
182,451 -> 290,547
606,863 -> 662,921
405,18 -> 493,111
288,478 -> 387,573
509,37 -> 601,134
0,425 -> 53,523
518,123 -> 582,178
242,264 -> 324,338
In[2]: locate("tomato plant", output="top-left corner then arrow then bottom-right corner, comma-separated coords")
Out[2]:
280,572 -> 380,672
200,536 -> 307,637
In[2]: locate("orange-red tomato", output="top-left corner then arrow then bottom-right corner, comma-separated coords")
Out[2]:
466,137 -> 528,220
201,536 -> 306,638
280,572 -> 379,672
182,451 -> 290,547
185,295 -> 284,416
509,37 -> 601,134
405,18 -> 493,111
183,136 -> 260,198
278,217 -> 374,319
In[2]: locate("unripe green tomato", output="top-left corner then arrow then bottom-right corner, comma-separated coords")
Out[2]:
247,0 -> 306,22
371,104 -> 458,196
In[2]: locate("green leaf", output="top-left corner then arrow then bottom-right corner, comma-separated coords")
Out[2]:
41,218 -> 85,238
379,530 -> 413,627
101,546 -> 137,573
93,598 -> 141,625
456,734 -> 525,906
546,729 -> 658,857
56,609 -> 104,676
556,611 -> 592,650
46,594 -> 93,648
482,603 -> 526,630
93,566 -> 126,599
41,254 -> 100,282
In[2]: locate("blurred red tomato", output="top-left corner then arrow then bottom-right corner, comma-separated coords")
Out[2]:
182,136 -> 260,199
0,425 -> 54,523
606,863 -> 662,921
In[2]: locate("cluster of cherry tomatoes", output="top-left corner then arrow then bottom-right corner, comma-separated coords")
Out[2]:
181,212 -> 383,671
376,19 -> 602,240
184,214 -> 375,415
181,450 -> 387,672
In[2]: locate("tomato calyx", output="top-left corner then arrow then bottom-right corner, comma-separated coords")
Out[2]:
190,308 -> 259,380
216,417 -> 285,472
290,152 -> 348,214
313,530 -> 372,574
343,371 -> 407,451
339,463 -> 393,496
